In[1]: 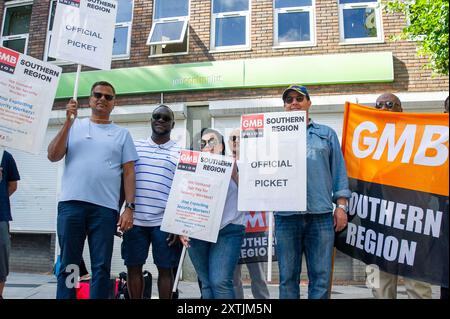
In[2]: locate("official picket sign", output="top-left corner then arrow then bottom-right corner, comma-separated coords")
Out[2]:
49,0 -> 118,70
0,46 -> 62,154
160,150 -> 234,243
335,102 -> 449,287
238,111 -> 307,211
238,211 -> 277,264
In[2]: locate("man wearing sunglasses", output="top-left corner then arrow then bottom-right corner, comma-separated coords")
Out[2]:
121,105 -> 182,299
369,93 -> 432,299
374,93 -> 403,112
48,81 -> 139,299
274,84 -> 351,299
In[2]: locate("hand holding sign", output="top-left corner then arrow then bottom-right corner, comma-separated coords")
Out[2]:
179,235 -> 191,248
66,99 -> 78,122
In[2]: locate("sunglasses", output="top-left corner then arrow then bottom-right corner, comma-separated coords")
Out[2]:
200,137 -> 219,149
152,113 -> 172,122
92,92 -> 115,101
375,101 -> 395,109
284,95 -> 305,104
229,135 -> 239,142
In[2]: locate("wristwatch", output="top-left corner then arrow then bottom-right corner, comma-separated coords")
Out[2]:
125,202 -> 135,210
337,204 -> 348,213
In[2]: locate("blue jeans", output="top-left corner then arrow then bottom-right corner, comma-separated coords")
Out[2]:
188,223 -> 245,299
275,213 -> 334,299
56,200 -> 118,299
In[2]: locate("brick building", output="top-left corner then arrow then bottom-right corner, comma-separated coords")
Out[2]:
1,0 -> 448,283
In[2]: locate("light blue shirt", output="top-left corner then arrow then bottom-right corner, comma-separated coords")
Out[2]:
275,121 -> 351,216
60,118 -> 139,211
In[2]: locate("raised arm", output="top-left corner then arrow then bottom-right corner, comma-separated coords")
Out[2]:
47,99 -> 78,162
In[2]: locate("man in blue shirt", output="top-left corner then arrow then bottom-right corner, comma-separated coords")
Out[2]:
47,81 -> 139,299
0,150 -> 20,299
274,84 -> 351,299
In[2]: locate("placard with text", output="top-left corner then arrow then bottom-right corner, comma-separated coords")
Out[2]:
238,111 -> 307,211
161,150 -> 234,243
49,0 -> 117,70
0,47 -> 61,154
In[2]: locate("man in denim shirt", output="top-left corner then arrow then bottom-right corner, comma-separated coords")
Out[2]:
274,84 -> 351,299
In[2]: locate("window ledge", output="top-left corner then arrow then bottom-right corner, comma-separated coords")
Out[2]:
209,47 -> 252,54
272,43 -> 317,49
112,55 -> 131,61
148,51 -> 189,58
338,40 -> 385,46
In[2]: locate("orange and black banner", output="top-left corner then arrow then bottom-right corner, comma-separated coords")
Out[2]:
335,102 -> 449,287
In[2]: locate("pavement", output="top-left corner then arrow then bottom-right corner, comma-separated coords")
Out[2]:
2,272 -> 442,299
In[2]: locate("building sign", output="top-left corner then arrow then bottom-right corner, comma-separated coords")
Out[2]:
54,52 -> 394,99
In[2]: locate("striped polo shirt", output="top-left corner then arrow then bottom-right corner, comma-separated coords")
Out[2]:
134,137 -> 180,227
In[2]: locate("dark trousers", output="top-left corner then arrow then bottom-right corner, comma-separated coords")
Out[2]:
56,201 -> 117,299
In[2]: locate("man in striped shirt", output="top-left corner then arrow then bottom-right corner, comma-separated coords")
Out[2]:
121,105 -> 182,299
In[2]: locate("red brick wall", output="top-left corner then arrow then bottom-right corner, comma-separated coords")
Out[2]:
1,0 -> 448,109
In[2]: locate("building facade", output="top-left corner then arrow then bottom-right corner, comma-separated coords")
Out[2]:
1,0 -> 448,282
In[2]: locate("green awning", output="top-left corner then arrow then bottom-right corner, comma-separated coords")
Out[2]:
55,51 -> 394,99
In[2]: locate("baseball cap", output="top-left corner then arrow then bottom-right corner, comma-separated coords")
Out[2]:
282,84 -> 309,101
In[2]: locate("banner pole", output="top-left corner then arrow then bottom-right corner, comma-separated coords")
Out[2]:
172,245 -> 187,293
267,211 -> 273,283
73,64 -> 82,101
71,64 -> 82,120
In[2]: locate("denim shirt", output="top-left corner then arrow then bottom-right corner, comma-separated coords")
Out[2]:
275,121 -> 351,216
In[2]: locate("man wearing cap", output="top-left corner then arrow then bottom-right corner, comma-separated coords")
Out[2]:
368,93 -> 432,299
274,85 -> 351,299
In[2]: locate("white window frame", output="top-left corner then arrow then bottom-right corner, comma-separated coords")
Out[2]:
338,0 -> 384,45
112,0 -> 134,60
44,0 -> 134,64
210,0 -> 251,52
43,0 -> 66,64
149,30 -> 189,57
273,0 -> 316,48
146,0 -> 190,47
0,0 -> 33,54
